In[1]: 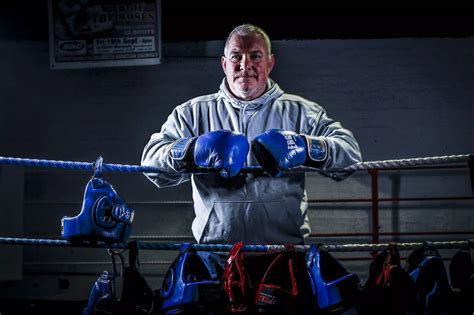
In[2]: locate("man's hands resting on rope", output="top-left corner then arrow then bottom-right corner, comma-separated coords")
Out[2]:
170,128 -> 327,177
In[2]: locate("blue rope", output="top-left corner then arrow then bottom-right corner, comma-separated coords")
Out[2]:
0,156 -> 162,173
0,237 -> 470,252
0,238 -> 295,252
0,157 -> 92,170
1,155 -> 471,173
0,237 -> 95,247
0,156 -> 258,173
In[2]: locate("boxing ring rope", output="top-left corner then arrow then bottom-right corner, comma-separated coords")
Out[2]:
0,153 -> 471,173
0,153 -> 473,253
0,237 -> 472,252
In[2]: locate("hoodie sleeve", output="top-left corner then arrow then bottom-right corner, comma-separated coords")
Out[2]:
305,106 -> 362,181
141,104 -> 195,188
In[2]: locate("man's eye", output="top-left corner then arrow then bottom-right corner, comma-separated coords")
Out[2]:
230,55 -> 241,62
251,54 -> 262,61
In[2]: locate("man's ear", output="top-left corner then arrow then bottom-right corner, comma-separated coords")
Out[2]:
268,54 -> 275,74
221,55 -> 227,74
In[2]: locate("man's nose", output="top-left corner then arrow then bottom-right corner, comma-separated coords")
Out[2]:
239,55 -> 252,70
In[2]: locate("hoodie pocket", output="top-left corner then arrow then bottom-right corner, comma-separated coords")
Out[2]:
199,200 -> 301,244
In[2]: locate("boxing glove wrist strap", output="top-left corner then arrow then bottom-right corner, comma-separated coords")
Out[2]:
303,136 -> 328,165
169,137 -> 197,164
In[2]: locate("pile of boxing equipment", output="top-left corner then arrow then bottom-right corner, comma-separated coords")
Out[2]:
156,242 -> 359,315
61,158 -> 473,314
79,240 -> 473,315
155,241 -> 474,315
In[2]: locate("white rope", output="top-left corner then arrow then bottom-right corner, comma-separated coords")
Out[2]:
345,154 -> 471,171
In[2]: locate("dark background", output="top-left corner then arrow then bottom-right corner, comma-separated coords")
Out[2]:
1,2 -> 474,41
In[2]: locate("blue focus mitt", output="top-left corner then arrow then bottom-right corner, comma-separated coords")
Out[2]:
407,243 -> 451,312
307,244 -> 360,312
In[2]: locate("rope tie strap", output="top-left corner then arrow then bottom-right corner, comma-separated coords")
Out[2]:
0,237 -> 470,252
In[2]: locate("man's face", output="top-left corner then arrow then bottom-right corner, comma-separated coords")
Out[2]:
221,33 -> 275,101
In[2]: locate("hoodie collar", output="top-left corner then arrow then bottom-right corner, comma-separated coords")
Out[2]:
218,78 -> 284,111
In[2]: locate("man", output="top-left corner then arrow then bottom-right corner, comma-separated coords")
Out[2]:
141,24 -> 362,245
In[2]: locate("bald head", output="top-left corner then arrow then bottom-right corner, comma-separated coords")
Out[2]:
224,24 -> 272,56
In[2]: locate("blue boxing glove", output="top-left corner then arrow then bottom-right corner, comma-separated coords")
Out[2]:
83,271 -> 117,315
170,130 -> 249,177
251,129 -> 328,177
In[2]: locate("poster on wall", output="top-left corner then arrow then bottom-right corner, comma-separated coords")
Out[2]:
48,0 -> 161,69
